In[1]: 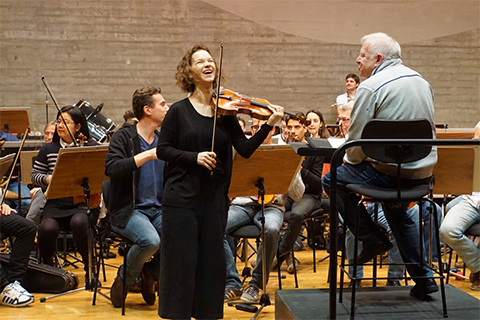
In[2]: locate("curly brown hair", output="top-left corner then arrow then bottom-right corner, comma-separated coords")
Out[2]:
175,44 -> 223,93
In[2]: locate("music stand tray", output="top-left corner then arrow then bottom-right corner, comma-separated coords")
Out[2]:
230,144 -> 304,198
0,108 -> 30,135
45,145 -> 108,200
0,154 -> 15,179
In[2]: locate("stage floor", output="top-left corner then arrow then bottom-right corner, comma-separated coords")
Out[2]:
275,284 -> 480,319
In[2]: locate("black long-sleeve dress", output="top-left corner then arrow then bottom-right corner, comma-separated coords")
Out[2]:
157,98 -> 272,319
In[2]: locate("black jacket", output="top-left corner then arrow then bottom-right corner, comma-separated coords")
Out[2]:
104,122 -> 161,228
301,155 -> 324,197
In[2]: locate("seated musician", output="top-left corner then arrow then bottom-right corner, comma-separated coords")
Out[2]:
0,198 -> 37,307
105,86 -> 167,307
224,120 -> 304,302
440,121 -> 480,291
276,112 -> 324,274
305,109 -> 331,139
31,106 -> 98,281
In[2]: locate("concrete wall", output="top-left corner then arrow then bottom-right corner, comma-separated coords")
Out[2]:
0,0 -> 478,133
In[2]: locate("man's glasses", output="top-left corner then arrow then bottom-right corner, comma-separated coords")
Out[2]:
337,117 -> 350,123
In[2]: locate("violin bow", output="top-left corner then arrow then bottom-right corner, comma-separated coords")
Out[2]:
211,43 -> 224,153
41,76 -> 79,147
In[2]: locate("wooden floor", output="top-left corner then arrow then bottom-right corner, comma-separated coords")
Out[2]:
1,243 -> 478,320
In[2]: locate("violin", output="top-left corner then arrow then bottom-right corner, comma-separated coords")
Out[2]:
213,88 -> 296,120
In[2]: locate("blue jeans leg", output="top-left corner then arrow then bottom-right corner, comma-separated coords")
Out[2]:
250,207 -> 283,289
224,237 -> 242,288
112,208 -> 162,286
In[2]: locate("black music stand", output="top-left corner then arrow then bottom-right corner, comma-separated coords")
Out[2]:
228,144 -> 304,319
39,145 -> 108,303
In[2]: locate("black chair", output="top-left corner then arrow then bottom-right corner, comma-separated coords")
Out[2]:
339,119 -> 447,319
230,224 -> 288,289
95,179 -> 133,316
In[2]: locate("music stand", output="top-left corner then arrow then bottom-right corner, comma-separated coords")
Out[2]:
0,154 -> 15,204
0,108 -> 30,135
229,144 -> 304,319
40,145 -> 108,303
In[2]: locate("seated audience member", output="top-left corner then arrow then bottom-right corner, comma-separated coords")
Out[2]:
277,113 -> 323,274
305,109 -> 330,139
440,121 -> 480,290
31,106 -> 98,279
224,120 -> 304,302
105,86 -> 167,307
0,200 -> 37,307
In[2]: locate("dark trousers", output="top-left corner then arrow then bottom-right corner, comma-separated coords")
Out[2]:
159,194 -> 228,319
0,213 -> 37,290
38,213 -> 89,269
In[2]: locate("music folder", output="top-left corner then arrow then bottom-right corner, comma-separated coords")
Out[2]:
290,137 -> 343,158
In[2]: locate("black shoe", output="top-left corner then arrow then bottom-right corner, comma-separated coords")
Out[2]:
357,240 -> 393,265
387,280 -> 401,287
348,280 -> 362,288
110,269 -> 128,308
140,265 -> 156,305
409,279 -> 438,300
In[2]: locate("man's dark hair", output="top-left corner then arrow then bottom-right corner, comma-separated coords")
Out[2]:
346,73 -> 360,84
132,86 -> 162,120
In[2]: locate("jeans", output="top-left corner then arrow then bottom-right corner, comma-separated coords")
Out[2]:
278,195 -> 320,257
225,204 -> 283,289
6,178 -> 31,216
112,207 -> 162,286
440,197 -> 480,273
224,237 -> 242,288
322,162 -> 432,283
0,213 -> 37,290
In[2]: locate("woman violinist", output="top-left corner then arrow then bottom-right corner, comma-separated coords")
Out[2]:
31,106 -> 97,280
157,44 -> 284,319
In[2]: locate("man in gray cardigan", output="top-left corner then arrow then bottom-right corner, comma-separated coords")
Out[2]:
322,32 -> 437,300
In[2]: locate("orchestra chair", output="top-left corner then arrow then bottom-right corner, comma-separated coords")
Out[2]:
96,179 -> 133,316
303,202 -> 330,273
446,222 -> 480,283
339,119 -> 447,319
229,224 -> 289,289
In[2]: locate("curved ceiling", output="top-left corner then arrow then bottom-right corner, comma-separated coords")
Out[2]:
203,0 -> 479,44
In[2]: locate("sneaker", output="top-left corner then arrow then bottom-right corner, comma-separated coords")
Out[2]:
286,254 -> 300,274
241,285 -> 260,302
224,287 -> 243,302
470,271 -> 480,290
10,281 -> 34,298
0,281 -> 34,307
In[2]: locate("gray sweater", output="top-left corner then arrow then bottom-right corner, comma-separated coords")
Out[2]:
346,58 -> 437,179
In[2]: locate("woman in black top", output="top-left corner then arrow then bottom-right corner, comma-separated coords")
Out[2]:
157,45 -> 284,319
32,106 -> 97,276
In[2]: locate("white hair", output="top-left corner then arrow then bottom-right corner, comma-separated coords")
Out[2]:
361,32 -> 402,60
338,100 -> 354,112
